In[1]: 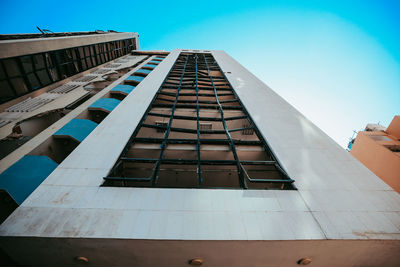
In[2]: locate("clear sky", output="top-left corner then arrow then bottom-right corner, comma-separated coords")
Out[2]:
1,0 -> 399,148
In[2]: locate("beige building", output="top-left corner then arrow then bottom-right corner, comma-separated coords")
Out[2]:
350,116 -> 400,193
0,32 -> 399,266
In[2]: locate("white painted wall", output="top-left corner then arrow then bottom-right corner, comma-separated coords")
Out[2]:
0,49 -> 399,243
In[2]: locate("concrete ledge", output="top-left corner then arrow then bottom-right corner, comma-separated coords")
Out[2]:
0,32 -> 138,58
0,237 -> 399,267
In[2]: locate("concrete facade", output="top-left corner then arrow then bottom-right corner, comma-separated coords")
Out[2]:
0,49 -> 399,266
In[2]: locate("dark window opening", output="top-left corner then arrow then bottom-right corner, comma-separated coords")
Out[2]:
385,145 -> 400,153
0,37 -> 137,104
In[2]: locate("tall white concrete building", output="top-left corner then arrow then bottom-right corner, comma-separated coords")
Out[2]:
0,32 -> 399,266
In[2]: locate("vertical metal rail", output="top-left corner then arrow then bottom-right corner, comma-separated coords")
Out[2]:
0,60 -> 18,97
29,56 -> 43,88
152,55 -> 190,186
15,57 -> 33,92
42,53 -> 55,83
89,46 -> 96,68
92,45 -> 99,66
81,46 -> 89,69
214,60 -> 294,185
202,54 -> 247,188
75,48 -> 85,72
50,51 -> 62,80
194,55 -> 203,186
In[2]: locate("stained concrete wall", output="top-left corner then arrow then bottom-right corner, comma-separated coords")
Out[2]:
0,49 -> 399,266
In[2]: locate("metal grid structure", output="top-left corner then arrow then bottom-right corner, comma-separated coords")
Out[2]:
104,53 -> 294,189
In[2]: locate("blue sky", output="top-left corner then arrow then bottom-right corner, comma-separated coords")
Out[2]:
1,0 -> 399,147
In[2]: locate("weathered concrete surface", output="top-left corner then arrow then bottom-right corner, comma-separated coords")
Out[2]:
0,49 -> 399,266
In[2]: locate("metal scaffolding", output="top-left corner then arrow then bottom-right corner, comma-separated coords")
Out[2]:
104,53 -> 294,189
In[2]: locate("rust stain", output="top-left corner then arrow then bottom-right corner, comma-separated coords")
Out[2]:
51,192 -> 70,203
352,231 -> 391,237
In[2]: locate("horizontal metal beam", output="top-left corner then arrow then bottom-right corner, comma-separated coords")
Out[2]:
133,137 -> 263,145
161,85 -> 232,91
141,123 -> 226,134
148,112 -> 223,121
120,157 -> 277,165
229,126 -> 253,133
158,91 -> 233,97
151,103 -> 243,110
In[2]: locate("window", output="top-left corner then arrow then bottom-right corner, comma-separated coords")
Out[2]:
0,37 -> 137,104
385,145 -> 400,152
